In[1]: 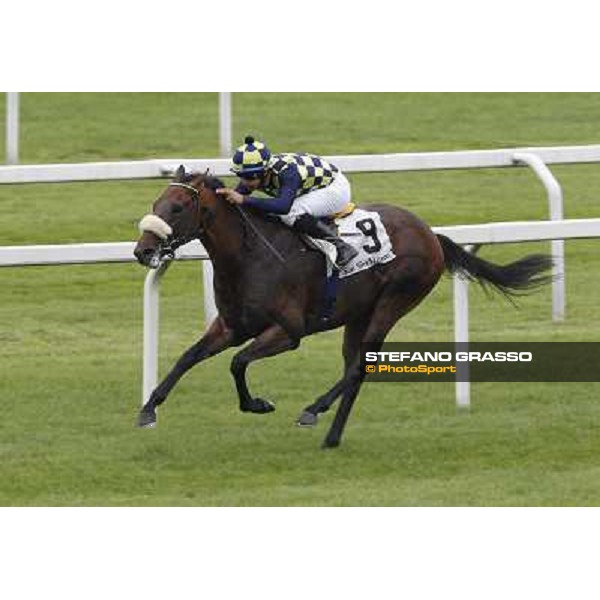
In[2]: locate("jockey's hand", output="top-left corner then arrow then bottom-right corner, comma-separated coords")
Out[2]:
216,188 -> 245,205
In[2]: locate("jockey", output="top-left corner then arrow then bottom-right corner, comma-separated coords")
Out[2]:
216,136 -> 359,268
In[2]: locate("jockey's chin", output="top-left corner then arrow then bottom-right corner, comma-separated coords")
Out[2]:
241,173 -> 264,191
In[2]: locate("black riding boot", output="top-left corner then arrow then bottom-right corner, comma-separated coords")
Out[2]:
293,214 -> 359,268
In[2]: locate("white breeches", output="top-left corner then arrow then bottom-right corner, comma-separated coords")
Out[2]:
279,173 -> 351,226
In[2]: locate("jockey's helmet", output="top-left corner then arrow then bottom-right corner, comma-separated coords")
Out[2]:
231,136 -> 271,178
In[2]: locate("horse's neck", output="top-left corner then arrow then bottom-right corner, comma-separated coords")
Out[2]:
198,207 -> 240,266
199,201 -> 291,273
199,200 -> 256,264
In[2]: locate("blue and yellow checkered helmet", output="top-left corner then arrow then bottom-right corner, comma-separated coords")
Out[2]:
231,136 -> 271,177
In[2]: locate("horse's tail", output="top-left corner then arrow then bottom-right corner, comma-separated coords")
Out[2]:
436,234 -> 554,298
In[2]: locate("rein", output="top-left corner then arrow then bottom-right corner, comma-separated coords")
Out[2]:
233,205 -> 286,264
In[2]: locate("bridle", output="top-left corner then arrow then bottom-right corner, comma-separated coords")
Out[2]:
169,182 -> 200,201
144,181 -> 204,266
167,180 -> 205,244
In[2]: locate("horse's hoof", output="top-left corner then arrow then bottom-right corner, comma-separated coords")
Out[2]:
241,398 -> 275,414
137,408 -> 157,428
322,436 -> 340,449
297,411 -> 318,427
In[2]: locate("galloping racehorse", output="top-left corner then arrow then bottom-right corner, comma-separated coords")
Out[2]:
134,167 -> 552,448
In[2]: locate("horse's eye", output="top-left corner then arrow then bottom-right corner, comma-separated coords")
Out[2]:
172,203 -> 184,214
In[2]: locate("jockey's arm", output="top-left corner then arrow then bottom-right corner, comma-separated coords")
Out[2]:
243,168 -> 301,215
234,181 -> 253,195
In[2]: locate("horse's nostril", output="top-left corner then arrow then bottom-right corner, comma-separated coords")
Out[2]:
134,246 -> 157,265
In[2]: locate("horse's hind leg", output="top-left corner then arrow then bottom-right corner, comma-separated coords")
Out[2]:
297,319 -> 368,427
230,324 -> 300,414
322,278 -> 436,448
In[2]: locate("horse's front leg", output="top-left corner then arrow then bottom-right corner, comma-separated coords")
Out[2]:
138,316 -> 240,428
230,324 -> 300,414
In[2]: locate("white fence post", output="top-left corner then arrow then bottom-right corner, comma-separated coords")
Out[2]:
513,152 -> 565,321
453,248 -> 472,409
202,260 -> 218,328
142,261 -> 171,406
6,92 -> 19,165
219,92 -> 232,158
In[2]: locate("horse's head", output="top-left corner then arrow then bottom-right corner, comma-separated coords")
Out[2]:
134,165 -> 222,268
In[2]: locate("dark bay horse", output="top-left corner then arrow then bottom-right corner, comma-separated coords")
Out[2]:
133,167 -> 552,448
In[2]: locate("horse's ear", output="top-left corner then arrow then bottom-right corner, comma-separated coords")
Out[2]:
174,165 -> 186,182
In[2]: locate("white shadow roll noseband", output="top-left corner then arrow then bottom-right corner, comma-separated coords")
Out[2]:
138,214 -> 173,240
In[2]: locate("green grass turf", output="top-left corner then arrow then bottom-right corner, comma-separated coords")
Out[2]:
1,93 -> 600,505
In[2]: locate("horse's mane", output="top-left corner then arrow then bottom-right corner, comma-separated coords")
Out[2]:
181,171 -> 225,191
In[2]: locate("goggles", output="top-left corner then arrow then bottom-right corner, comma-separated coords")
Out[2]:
233,169 -> 264,181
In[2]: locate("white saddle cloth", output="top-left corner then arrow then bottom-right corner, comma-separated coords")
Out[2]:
308,209 -> 396,278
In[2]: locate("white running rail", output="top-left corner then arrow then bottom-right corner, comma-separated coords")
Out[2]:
2,145 -> 600,183
2,218 -> 600,408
